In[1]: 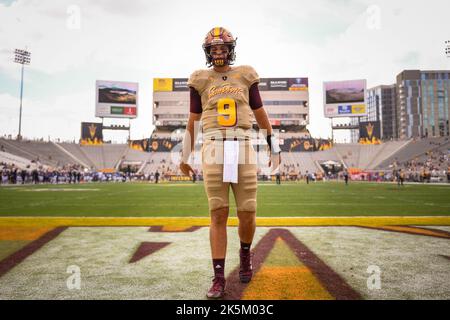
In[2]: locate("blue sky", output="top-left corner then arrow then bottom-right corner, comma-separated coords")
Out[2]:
0,0 -> 449,142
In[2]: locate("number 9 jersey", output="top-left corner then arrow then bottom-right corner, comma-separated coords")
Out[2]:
187,65 -> 259,137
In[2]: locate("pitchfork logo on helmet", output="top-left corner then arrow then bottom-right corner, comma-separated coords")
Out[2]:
202,27 -> 237,67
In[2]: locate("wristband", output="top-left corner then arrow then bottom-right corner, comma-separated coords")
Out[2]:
266,134 -> 281,154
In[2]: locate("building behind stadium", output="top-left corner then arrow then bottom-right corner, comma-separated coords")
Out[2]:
351,70 -> 450,142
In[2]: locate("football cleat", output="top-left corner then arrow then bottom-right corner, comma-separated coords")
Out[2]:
239,249 -> 253,283
206,276 -> 226,299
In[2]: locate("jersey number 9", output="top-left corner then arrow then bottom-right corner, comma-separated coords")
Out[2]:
217,98 -> 237,127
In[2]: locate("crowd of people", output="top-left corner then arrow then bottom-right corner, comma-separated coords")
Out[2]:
390,148 -> 450,183
1,163 -> 83,185
2,143 -> 450,185
0,163 -> 138,185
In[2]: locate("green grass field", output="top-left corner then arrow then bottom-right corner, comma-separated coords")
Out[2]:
1,181 -> 449,217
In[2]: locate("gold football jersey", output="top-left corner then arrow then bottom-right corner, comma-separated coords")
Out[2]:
188,65 -> 259,138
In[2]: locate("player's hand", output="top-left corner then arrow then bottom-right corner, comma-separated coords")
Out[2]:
180,162 -> 195,177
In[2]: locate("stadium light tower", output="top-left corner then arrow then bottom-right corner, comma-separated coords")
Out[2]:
13,48 -> 31,140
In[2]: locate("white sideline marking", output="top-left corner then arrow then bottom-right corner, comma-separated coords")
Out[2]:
19,188 -> 100,192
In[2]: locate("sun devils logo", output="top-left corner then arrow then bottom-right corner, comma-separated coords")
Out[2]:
366,122 -> 374,139
88,124 -> 97,139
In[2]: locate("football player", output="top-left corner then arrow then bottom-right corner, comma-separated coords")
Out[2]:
180,27 -> 281,299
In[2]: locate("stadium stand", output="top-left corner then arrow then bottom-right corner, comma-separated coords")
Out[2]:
119,147 -> 154,173
414,140 -> 450,171
102,144 -> 128,169
365,140 -> 410,169
1,138 -> 46,164
77,145 -> 105,170
357,145 -> 383,170
0,138 -> 75,167
285,152 -> 319,175
310,148 -> 341,163
142,152 -> 176,176
0,150 -> 39,170
376,137 -> 449,169
57,143 -> 95,169
334,144 -> 361,168
1,136 -> 448,183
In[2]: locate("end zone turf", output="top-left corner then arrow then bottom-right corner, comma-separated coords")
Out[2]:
0,216 -> 449,300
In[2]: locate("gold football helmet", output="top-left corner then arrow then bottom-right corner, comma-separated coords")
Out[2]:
202,27 -> 237,67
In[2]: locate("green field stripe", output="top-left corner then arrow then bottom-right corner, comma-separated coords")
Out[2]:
0,182 -> 449,217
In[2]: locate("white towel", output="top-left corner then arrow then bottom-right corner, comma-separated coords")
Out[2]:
223,140 -> 239,183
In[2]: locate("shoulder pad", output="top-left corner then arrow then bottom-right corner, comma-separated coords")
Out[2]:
238,65 -> 260,87
187,69 -> 209,94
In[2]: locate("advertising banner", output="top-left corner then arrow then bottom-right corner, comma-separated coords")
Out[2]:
96,80 -> 138,118
323,79 -> 367,118
172,78 -> 189,91
153,78 -> 173,92
259,78 -> 308,91
129,139 -> 150,152
280,138 -> 332,152
149,138 -> 178,152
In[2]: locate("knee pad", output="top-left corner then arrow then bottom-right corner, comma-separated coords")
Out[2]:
237,199 -> 257,213
209,196 -> 228,212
